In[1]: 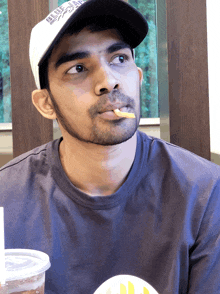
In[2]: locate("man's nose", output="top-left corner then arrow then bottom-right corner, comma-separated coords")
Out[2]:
94,63 -> 120,96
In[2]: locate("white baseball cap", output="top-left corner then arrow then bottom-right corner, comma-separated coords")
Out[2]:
29,0 -> 148,89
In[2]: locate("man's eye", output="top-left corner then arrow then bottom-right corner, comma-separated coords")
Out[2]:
111,55 -> 128,65
67,64 -> 85,74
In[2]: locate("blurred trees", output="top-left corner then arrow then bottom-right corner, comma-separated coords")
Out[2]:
129,0 -> 158,118
0,0 -> 11,123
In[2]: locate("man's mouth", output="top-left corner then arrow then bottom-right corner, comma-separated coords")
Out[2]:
114,109 -> 135,118
98,105 -> 135,120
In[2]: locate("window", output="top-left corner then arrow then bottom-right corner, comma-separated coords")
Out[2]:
129,0 -> 158,119
0,0 -> 11,124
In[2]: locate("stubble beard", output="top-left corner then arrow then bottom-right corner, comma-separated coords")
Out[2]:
49,89 -> 140,146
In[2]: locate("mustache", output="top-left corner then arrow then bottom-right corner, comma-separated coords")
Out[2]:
89,90 -> 136,118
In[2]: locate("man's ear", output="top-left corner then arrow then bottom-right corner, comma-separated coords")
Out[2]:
137,67 -> 143,85
32,89 -> 57,120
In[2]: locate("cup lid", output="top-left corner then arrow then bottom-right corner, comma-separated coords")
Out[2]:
5,249 -> 51,281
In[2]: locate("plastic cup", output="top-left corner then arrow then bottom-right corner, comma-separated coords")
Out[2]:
3,249 -> 51,294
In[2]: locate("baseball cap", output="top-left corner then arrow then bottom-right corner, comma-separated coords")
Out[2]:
29,0 -> 148,89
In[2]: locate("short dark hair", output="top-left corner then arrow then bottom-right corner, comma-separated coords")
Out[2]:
39,15 -> 133,90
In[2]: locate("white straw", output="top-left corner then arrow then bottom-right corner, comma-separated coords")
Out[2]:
0,207 -> 6,286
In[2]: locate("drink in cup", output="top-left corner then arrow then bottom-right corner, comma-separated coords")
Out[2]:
2,249 -> 50,294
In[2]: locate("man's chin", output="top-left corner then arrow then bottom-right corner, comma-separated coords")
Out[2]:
58,117 -> 138,146
89,129 -> 137,146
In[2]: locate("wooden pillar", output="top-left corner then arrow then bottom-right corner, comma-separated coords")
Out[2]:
166,0 -> 210,160
8,0 -> 53,158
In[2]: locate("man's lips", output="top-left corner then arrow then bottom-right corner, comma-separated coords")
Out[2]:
97,105 -> 134,120
98,104 -> 129,114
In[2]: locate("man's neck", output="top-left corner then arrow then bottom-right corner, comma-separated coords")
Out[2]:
59,132 -> 137,196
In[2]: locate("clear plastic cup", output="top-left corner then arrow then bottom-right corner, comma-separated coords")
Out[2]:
2,249 -> 51,294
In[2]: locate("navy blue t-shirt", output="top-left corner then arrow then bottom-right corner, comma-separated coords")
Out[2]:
1,131 -> 220,293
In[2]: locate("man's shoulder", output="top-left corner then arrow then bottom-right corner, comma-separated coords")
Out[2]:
0,140 -> 56,176
0,139 -> 61,207
138,131 -> 220,177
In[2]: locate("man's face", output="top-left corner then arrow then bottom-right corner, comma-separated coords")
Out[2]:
47,28 -> 143,145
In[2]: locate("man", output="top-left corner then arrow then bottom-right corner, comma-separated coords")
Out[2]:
1,0 -> 220,293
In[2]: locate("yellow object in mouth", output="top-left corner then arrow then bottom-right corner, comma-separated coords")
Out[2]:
113,109 -> 135,119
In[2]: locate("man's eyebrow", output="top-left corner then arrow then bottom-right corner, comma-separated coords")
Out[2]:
55,51 -> 90,69
106,42 -> 132,55
54,42 -> 132,69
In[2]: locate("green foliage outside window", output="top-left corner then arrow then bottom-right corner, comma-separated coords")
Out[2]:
0,0 -> 11,123
129,0 -> 158,118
